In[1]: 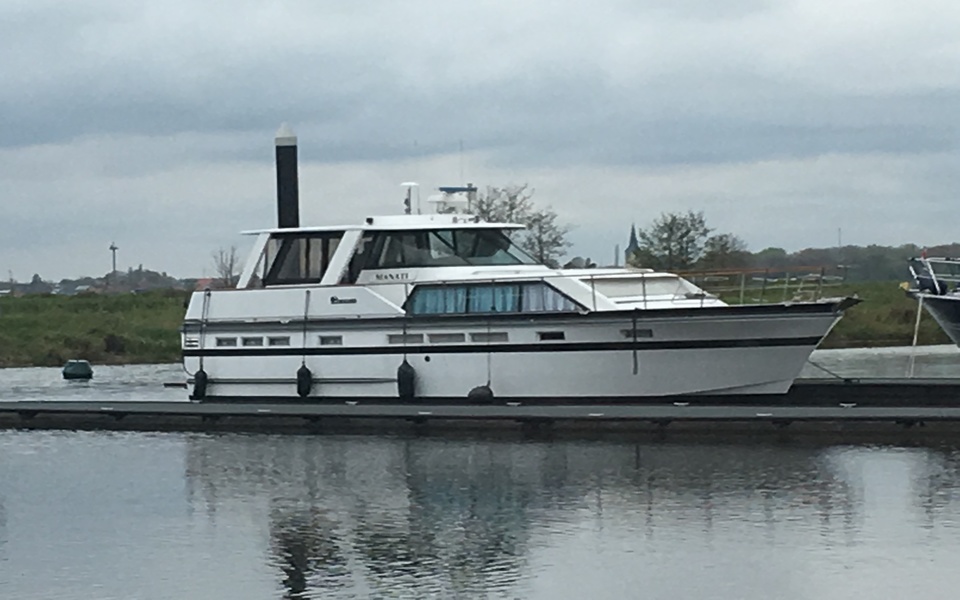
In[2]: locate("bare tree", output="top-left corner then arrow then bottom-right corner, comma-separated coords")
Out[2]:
473,184 -> 571,267
473,185 -> 536,225
212,246 -> 240,288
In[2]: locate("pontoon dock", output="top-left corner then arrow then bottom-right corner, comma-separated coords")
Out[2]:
3,377 -> 960,435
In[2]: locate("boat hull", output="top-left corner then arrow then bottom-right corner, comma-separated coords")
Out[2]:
915,294 -> 960,347
182,301 -> 850,401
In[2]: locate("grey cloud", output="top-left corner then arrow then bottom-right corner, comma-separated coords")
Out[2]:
2,0 -> 960,279
2,0 -> 958,169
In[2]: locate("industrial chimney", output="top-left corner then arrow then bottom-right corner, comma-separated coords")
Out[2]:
275,123 -> 300,228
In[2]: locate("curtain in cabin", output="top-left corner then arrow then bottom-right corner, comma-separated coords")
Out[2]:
410,283 -> 577,314
409,286 -> 468,314
521,283 -> 579,312
469,285 -> 520,313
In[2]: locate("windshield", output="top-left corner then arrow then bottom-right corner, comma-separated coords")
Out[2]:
365,229 -> 538,268
586,276 -> 706,299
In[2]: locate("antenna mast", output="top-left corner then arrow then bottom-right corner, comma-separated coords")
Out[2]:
401,182 -> 419,215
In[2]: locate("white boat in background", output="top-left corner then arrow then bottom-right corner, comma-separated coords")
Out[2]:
906,255 -> 960,346
179,127 -> 858,403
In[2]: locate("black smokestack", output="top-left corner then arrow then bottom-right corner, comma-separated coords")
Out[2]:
275,123 -> 300,228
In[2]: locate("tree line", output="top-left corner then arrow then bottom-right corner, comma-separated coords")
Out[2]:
624,209 -> 960,281
475,189 -> 957,282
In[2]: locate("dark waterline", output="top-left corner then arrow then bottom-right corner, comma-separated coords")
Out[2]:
1,346 -> 959,599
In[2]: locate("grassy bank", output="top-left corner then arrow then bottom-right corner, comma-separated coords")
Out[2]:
0,282 -> 950,367
817,280 -> 951,348
0,290 -> 190,368
726,280 -> 950,349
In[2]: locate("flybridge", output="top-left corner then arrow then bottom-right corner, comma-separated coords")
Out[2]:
232,127 -> 539,289
237,218 -> 541,289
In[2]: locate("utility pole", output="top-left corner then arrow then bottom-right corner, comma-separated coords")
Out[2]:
109,242 -> 118,289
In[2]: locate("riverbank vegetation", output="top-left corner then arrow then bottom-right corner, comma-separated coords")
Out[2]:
802,280 -> 948,348
0,282 -> 950,368
0,291 -> 189,367
627,209 -> 960,282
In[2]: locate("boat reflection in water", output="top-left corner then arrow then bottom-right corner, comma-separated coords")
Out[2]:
0,495 -> 6,564
179,434 -> 960,599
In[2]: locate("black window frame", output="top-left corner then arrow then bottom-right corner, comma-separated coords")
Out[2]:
262,232 -> 344,286
360,228 -> 537,271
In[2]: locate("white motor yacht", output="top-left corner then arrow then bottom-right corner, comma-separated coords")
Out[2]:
180,128 -> 857,403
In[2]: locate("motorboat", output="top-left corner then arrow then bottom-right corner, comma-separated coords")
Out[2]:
179,127 -> 858,403
906,255 -> 960,346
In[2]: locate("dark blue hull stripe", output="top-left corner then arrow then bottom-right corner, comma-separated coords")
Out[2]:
183,336 -> 823,358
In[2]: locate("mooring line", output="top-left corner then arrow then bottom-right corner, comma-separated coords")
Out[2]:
805,359 -> 846,381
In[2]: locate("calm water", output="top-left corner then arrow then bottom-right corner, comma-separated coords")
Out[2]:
1,346 -> 960,599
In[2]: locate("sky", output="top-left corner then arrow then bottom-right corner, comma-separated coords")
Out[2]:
2,0 -> 958,280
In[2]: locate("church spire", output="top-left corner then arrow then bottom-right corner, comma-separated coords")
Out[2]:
625,223 -> 640,263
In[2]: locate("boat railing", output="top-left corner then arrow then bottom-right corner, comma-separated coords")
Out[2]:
676,265 -> 846,304
908,257 -> 960,296
909,257 -> 960,281
192,268 -> 839,324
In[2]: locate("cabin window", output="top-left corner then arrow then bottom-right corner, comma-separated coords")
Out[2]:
587,277 -> 703,299
215,337 -> 238,347
258,232 -> 344,286
469,284 -> 522,312
341,232 -> 376,284
429,333 -> 466,343
319,335 -> 343,346
620,329 -> 654,339
388,333 -> 424,344
362,229 -> 537,270
470,332 -> 509,343
242,337 -> 264,347
267,336 -> 291,346
538,331 -> 565,341
406,282 -> 581,315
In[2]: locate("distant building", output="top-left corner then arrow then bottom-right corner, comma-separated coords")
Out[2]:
194,278 -> 216,291
625,224 -> 640,264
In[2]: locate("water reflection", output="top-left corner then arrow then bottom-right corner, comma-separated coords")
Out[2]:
0,495 -> 6,563
186,435 -> 536,597
183,435 -> 958,598
914,447 -> 960,529
270,504 -> 350,597
5,430 -> 960,599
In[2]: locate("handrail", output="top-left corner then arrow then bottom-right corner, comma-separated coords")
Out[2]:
188,270 -> 755,321
678,265 -> 845,304
910,257 -> 960,283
